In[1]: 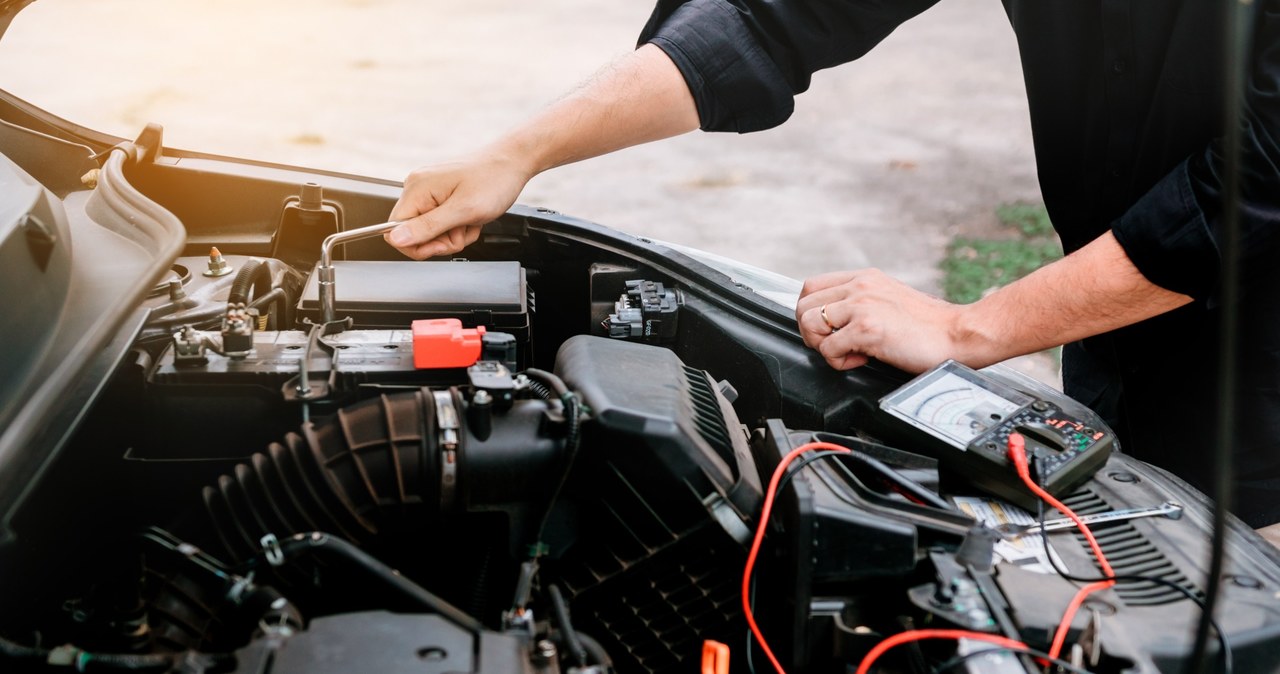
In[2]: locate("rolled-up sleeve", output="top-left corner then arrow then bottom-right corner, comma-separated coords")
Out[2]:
637,0 -> 941,133
1112,3 -> 1280,300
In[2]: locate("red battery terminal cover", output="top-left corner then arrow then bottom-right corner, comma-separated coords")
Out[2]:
412,318 -> 486,369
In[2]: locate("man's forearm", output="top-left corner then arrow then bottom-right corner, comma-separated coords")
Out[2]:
491,43 -> 700,178
955,230 -> 1194,367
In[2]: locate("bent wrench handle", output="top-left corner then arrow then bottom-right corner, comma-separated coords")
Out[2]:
317,220 -> 404,324
1039,501 -> 1182,532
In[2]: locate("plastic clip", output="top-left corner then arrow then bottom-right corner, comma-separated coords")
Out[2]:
261,534 -> 285,567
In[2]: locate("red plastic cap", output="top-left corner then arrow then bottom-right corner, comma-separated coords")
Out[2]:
412,318 -> 486,369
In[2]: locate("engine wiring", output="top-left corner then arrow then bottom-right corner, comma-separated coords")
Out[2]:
1005,433 -> 1116,661
743,448 -> 850,674
1032,502 -> 1235,674
743,442 -> 1036,674
742,441 -> 853,674
849,432 -> 1127,673
521,367 -> 585,556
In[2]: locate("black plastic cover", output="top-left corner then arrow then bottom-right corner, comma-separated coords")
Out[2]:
297,260 -> 528,335
230,611 -> 535,674
554,335 -> 760,522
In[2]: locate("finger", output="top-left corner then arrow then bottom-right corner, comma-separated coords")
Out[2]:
799,270 -> 861,298
389,197 -> 431,224
798,308 -> 824,348
827,352 -> 870,370
795,286 -> 849,323
817,328 -> 857,362
798,305 -> 839,347
386,200 -> 483,258
390,236 -> 450,261
813,331 -> 872,370
389,180 -> 450,224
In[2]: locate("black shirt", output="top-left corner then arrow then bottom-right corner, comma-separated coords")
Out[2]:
639,0 -> 1280,526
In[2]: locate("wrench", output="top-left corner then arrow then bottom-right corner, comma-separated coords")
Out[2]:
998,501 -> 1183,538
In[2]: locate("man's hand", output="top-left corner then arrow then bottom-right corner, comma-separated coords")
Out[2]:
386,152 -> 533,260
384,43 -> 698,260
796,269 -> 967,373
794,232 -> 1193,376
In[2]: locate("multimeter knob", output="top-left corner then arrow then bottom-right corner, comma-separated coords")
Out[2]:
1014,421 -> 1069,452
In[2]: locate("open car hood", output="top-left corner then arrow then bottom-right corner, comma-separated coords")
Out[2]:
1,6 -> 1280,672
0,1 -> 33,41
0,121 -> 184,529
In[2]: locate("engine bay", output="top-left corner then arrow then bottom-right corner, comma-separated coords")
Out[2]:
3,123 -> 1280,674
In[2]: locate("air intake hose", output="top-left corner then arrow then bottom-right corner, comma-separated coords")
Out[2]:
202,388 -> 562,563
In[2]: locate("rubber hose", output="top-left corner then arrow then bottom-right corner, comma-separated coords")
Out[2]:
227,258 -> 273,307
202,388 -> 561,565
202,390 -> 440,562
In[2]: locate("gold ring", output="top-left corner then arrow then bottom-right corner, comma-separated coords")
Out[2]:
820,304 -> 840,333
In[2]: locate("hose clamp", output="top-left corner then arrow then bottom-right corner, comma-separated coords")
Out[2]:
433,390 -> 460,510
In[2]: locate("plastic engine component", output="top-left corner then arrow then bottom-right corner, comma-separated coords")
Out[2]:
414,318 -> 487,369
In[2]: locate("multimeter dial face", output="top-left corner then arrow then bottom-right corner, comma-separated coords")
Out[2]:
880,362 -> 1033,449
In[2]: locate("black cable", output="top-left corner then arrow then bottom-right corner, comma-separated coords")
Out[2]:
776,450 -> 850,496
0,633 -> 189,671
526,379 -> 554,401
574,631 -> 615,671
523,368 -> 570,398
1033,503 -> 1233,674
548,583 -> 589,667
1194,1 -> 1255,672
240,532 -> 484,633
247,286 -> 289,330
532,390 -> 582,552
0,635 -> 43,663
743,450 -> 848,674
932,644 -> 1093,674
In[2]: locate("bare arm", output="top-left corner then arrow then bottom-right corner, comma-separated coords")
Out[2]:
796,231 -> 1192,373
386,44 -> 699,259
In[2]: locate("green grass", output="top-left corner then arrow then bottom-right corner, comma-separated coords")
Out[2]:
940,202 -> 1062,305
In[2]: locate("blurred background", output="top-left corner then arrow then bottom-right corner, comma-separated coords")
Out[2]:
0,0 -> 1057,384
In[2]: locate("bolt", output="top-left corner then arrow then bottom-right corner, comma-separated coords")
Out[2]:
932,579 -> 958,607
203,247 -> 232,277
473,389 -> 493,405
167,279 -> 186,301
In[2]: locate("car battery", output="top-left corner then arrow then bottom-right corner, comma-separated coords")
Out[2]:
141,327 -> 519,460
296,260 -> 531,349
